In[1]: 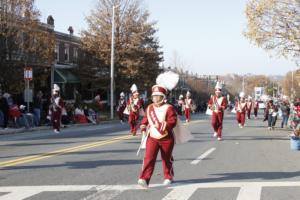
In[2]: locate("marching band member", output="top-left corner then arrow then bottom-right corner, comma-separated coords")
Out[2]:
208,82 -> 228,141
138,71 -> 179,188
50,84 -> 64,133
253,99 -> 259,119
127,84 -> 144,136
246,96 -> 253,119
177,94 -> 184,116
184,91 -> 193,122
236,92 -> 247,128
117,92 -> 126,123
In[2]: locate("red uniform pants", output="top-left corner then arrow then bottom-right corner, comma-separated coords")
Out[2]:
118,107 -> 125,121
139,135 -> 174,184
129,112 -> 139,135
52,110 -> 61,131
185,108 -> 191,122
247,109 -> 251,119
254,108 -> 258,117
236,112 -> 246,126
211,112 -> 224,137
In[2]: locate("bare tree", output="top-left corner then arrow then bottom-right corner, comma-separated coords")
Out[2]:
80,0 -> 163,92
0,0 -> 55,93
244,0 -> 300,63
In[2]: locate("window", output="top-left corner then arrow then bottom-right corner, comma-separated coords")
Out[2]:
64,44 -> 69,62
54,44 -> 59,61
73,47 -> 78,62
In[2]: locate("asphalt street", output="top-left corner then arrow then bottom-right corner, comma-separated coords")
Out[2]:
0,111 -> 300,200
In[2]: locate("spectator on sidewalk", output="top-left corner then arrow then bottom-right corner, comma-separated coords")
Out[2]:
94,92 -> 102,124
84,105 -> 97,124
18,105 -> 35,129
0,92 -> 9,129
280,100 -> 290,128
74,105 -> 88,124
265,100 -> 278,130
33,91 -> 43,126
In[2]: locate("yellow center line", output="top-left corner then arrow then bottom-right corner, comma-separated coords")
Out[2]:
0,134 -> 134,168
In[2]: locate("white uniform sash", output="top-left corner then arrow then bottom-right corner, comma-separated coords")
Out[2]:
212,96 -> 224,112
185,98 -> 192,109
147,104 -> 169,139
237,102 -> 246,112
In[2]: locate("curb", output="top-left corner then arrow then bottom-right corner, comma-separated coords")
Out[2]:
0,119 -> 121,136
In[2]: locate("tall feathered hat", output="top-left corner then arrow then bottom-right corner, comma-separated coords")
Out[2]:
179,94 -> 184,99
54,84 -> 60,91
52,84 -> 60,95
130,84 -> 138,94
186,91 -> 191,97
239,92 -> 245,98
120,92 -> 125,97
152,71 -> 179,97
215,81 -> 222,92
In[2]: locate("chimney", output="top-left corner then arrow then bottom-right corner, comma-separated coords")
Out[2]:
47,15 -> 54,27
68,26 -> 74,35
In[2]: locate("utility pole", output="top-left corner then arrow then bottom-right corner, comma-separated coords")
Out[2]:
110,5 -> 116,120
242,75 -> 245,92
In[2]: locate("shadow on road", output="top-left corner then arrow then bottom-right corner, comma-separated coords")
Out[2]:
175,171 -> 300,183
2,159 -> 142,171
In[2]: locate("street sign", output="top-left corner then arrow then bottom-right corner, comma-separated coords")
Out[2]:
24,68 -> 33,80
24,89 -> 33,103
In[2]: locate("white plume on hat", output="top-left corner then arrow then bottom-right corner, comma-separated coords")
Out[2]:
179,94 -> 184,99
215,81 -> 222,90
3,93 -> 10,98
53,84 -> 60,91
130,84 -> 138,93
120,92 -> 125,96
19,105 -> 26,110
239,92 -> 245,98
156,71 -> 179,91
186,91 -> 191,96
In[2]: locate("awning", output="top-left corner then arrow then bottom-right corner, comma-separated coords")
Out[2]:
54,69 -> 80,84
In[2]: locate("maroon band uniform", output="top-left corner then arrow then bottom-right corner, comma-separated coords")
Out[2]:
50,95 -> 64,132
236,100 -> 247,127
139,85 -> 177,185
246,100 -> 252,119
184,97 -> 193,122
208,95 -> 228,139
117,93 -> 126,122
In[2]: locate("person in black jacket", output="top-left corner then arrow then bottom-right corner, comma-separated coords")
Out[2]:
0,93 -> 9,129
264,100 -> 278,130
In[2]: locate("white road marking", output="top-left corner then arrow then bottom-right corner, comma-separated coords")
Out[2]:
1,182 -> 300,200
82,185 -> 124,200
0,191 -> 40,200
236,183 -> 262,200
162,185 -> 198,200
190,147 -> 216,165
0,185 -> 96,200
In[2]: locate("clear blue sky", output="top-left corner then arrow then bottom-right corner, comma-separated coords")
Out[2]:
35,0 -> 297,76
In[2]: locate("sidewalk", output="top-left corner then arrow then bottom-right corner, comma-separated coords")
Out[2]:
0,112 -> 206,136
0,119 -> 121,136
